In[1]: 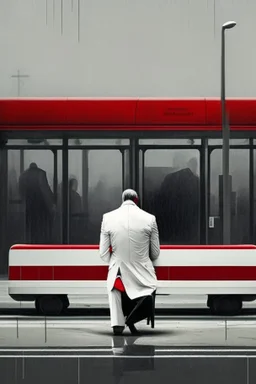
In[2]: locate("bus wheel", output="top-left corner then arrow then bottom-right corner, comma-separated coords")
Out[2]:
209,296 -> 242,316
35,296 -> 63,316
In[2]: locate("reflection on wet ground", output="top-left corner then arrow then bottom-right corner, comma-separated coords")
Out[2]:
0,340 -> 255,384
0,318 -> 255,383
0,318 -> 256,346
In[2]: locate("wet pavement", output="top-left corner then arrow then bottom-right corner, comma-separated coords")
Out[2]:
1,352 -> 254,384
0,280 -> 255,383
0,318 -> 255,383
0,318 -> 255,347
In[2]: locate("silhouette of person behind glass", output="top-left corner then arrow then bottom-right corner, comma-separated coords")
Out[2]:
69,178 -> 83,243
8,169 -> 19,200
69,178 -> 82,214
155,158 -> 199,244
187,157 -> 198,176
19,162 -> 55,243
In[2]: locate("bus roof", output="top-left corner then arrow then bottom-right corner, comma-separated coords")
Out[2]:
1,97 -> 256,131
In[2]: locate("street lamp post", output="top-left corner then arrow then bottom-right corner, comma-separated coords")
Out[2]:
221,21 -> 236,245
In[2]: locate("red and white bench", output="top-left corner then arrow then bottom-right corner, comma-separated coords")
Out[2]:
8,244 -> 256,316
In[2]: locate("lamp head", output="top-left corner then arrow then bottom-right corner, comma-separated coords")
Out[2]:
222,21 -> 236,30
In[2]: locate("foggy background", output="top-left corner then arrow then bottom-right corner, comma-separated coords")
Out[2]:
0,0 -> 254,98
0,1 -> 254,274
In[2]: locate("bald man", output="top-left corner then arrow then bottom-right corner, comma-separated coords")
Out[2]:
99,189 -> 160,335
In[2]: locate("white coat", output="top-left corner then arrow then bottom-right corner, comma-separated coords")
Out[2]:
99,200 -> 160,300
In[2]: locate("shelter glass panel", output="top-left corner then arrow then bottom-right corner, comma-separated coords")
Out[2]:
68,149 -> 126,244
209,139 -> 249,145
142,149 -> 200,244
253,150 -> 256,244
0,148 -> 7,275
7,149 -> 62,249
139,139 -> 201,145
6,138 -> 63,146
209,149 -> 249,244
68,138 -> 129,146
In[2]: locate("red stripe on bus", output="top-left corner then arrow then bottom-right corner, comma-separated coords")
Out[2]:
10,244 -> 256,250
10,245 -> 100,250
8,266 -> 256,281
1,125 -> 252,132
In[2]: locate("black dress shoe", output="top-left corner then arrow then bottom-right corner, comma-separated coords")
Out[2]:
113,326 -> 125,335
128,324 -> 140,335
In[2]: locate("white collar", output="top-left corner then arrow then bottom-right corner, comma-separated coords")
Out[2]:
122,200 -> 136,206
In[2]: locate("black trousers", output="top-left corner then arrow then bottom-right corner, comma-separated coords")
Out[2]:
121,291 -> 140,317
118,269 -> 153,323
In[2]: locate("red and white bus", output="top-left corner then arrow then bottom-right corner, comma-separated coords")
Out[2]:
1,97 -> 256,314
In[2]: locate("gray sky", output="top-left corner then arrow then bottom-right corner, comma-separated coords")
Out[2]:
0,0 -> 254,97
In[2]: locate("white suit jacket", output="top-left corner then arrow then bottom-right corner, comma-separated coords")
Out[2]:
99,200 -> 160,300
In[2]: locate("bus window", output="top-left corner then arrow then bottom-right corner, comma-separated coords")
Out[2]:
68,149 -> 124,244
209,149 -> 249,244
7,149 -> 62,246
142,149 -> 200,245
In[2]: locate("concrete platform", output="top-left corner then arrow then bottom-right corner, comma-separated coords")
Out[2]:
0,318 -> 254,347
1,352 -> 255,384
1,281 -> 256,384
0,318 -> 255,383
